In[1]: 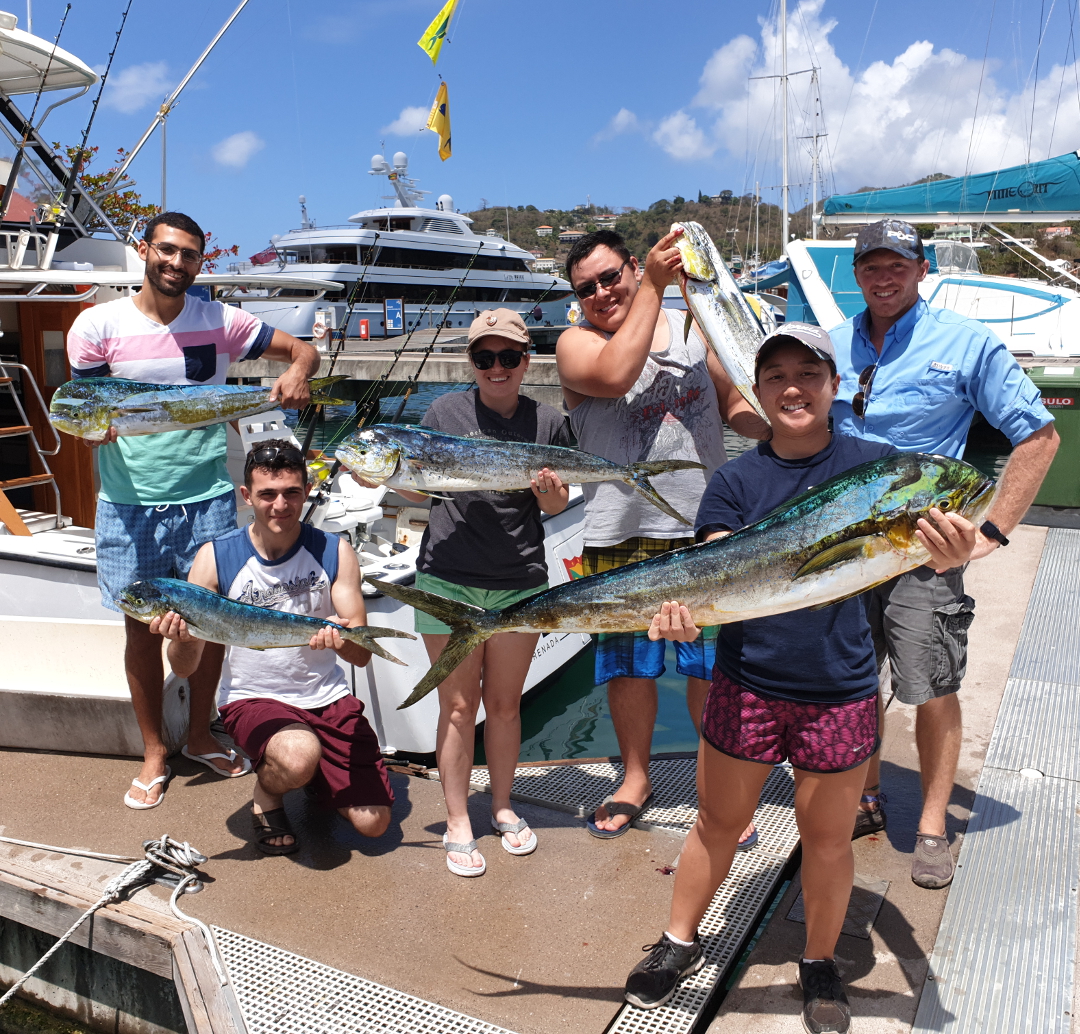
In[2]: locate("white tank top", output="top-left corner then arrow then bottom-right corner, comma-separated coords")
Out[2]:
215,525 -> 350,710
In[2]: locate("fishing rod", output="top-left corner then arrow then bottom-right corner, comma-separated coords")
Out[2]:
0,3 -> 70,223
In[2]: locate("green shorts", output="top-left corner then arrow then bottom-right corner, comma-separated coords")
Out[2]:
413,571 -> 548,634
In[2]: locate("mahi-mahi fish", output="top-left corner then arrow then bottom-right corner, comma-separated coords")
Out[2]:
49,377 -> 349,441
335,424 -> 706,524
369,453 -> 995,707
116,577 -> 414,665
673,221 -> 769,424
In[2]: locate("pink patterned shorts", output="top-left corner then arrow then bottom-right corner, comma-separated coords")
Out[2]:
701,671 -> 879,774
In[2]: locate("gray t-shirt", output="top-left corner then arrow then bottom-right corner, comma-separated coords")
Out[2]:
568,307 -> 727,547
416,387 -> 571,590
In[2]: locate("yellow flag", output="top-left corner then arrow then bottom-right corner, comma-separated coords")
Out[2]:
426,82 -> 452,161
417,0 -> 459,66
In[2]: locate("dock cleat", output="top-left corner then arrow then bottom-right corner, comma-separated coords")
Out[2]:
624,932 -> 704,1009
798,959 -> 851,1033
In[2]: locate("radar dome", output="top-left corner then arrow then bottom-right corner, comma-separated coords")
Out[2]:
437,194 -> 453,212
370,154 -> 387,173
392,152 -> 408,171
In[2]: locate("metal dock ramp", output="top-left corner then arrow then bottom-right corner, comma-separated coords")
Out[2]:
913,528 -> 1080,1033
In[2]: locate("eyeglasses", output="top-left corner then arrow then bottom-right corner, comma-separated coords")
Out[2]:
148,241 -> 204,266
247,445 -> 305,466
572,259 -> 629,300
470,349 -> 525,370
852,364 -> 878,419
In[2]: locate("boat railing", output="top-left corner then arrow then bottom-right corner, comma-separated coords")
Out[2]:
0,230 -> 55,271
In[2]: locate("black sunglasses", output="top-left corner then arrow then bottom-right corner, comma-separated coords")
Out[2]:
247,445 -> 305,466
471,349 -> 525,371
852,364 -> 878,419
573,259 -> 629,300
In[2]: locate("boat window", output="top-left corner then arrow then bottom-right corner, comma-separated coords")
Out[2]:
280,245 -> 359,264
928,242 -> 981,275
358,244 -> 530,273
503,287 -> 572,301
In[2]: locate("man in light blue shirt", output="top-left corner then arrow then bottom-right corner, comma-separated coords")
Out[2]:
830,219 -> 1058,890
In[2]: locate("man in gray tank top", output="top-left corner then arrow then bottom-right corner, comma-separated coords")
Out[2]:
556,228 -> 768,837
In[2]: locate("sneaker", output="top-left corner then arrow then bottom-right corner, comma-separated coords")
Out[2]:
624,933 -> 704,1009
852,790 -> 887,841
798,959 -> 851,1033
911,832 -> 954,889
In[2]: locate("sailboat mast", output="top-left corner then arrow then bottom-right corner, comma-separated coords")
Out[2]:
810,69 -> 818,240
781,0 -> 789,253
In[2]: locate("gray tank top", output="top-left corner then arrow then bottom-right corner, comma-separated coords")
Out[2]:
569,307 -> 727,546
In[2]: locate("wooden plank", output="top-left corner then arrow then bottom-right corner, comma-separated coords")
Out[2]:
0,474 -> 54,489
0,856 -> 184,979
0,424 -> 32,437
0,491 -> 31,535
173,927 -> 247,1034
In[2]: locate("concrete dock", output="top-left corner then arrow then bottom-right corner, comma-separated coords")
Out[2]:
0,523 -> 1074,1034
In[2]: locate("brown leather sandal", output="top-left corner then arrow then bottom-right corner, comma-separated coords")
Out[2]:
251,805 -> 299,856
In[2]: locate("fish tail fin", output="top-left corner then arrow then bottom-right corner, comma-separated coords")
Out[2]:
365,578 -> 496,707
341,625 -> 416,666
309,376 -> 351,406
624,459 -> 707,526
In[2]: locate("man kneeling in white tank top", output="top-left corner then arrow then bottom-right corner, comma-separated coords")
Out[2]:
153,440 -> 394,855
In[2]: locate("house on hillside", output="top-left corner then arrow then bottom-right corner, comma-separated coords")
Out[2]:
559,228 -> 585,244
536,225 -> 553,237
1045,226 -> 1073,238
533,257 -> 558,273
595,214 -> 618,229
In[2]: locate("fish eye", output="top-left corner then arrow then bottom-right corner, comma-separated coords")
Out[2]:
938,499 -> 952,511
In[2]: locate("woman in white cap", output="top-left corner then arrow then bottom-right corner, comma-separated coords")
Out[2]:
376,309 -> 569,876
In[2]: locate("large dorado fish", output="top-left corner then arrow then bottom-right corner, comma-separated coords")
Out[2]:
335,424 -> 706,524
370,453 -> 995,707
49,376 -> 348,441
116,577 -> 414,665
673,221 -> 768,424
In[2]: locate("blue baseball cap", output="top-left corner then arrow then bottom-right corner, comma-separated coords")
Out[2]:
852,219 -> 925,264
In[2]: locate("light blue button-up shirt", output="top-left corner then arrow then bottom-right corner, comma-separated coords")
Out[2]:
831,299 -> 1052,458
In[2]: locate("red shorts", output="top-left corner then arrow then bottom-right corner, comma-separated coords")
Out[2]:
219,694 -> 394,810
701,671 -> 878,774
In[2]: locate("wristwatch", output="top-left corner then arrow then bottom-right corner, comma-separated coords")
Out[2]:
980,520 -> 1009,547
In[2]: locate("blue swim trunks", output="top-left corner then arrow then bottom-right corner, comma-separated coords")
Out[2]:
94,491 -> 237,612
582,537 -> 717,685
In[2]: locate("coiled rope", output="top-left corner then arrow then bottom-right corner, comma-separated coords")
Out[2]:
0,834 -> 226,1008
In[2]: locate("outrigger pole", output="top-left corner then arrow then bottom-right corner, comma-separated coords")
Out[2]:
103,0 -> 252,194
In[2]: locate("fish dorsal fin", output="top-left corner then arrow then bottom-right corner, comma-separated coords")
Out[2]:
793,536 -> 876,580
683,310 -> 693,344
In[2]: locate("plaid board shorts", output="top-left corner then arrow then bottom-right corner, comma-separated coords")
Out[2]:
95,491 -> 236,612
702,670 -> 879,774
582,536 -> 717,685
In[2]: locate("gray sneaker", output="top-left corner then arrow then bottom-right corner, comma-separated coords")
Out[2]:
912,832 -> 954,889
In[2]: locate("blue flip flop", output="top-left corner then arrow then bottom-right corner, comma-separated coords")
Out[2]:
737,825 -> 759,850
587,794 -> 655,839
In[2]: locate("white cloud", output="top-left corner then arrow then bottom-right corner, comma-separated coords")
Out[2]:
381,106 -> 432,136
102,61 -> 172,114
593,107 -> 643,142
651,0 -> 1080,191
212,131 -> 265,169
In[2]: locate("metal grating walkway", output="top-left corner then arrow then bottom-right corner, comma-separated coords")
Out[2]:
214,927 -> 516,1034
469,757 -> 801,1033
913,528 -> 1080,1034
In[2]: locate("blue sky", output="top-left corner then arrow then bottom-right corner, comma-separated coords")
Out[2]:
17,0 -> 1073,257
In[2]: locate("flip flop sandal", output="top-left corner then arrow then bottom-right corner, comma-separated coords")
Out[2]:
443,833 -> 486,877
586,793 -> 655,839
123,766 -> 171,810
737,825 -> 760,850
182,745 -> 252,778
491,816 -> 538,856
252,806 -> 300,856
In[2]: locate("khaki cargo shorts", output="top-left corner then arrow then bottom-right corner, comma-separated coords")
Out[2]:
869,565 -> 975,706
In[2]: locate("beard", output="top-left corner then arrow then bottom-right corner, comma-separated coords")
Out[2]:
145,262 -> 196,298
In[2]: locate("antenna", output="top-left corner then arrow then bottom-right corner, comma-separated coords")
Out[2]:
299,195 -> 312,230
797,70 -> 827,240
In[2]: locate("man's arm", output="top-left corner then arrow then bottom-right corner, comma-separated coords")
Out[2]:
260,329 -> 320,410
150,542 -> 219,677
555,229 -> 684,399
971,422 -> 1060,559
310,538 -> 372,667
703,346 -> 770,440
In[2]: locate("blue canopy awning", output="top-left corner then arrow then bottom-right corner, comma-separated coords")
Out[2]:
822,152 -> 1080,224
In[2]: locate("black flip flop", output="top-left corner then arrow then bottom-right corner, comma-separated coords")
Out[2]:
587,794 -> 655,839
251,806 -> 299,856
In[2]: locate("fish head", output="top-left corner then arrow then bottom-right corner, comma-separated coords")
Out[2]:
334,428 -> 402,482
48,399 -> 113,441
115,580 -> 171,623
672,222 -> 718,284
872,454 -> 997,545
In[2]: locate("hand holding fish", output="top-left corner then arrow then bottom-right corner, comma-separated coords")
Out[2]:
642,227 -> 686,293
648,601 -> 700,643
915,507 -> 978,574
150,609 -> 196,642
267,366 -> 312,411
309,622 -> 346,652
80,425 -> 118,448
530,467 -> 568,514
